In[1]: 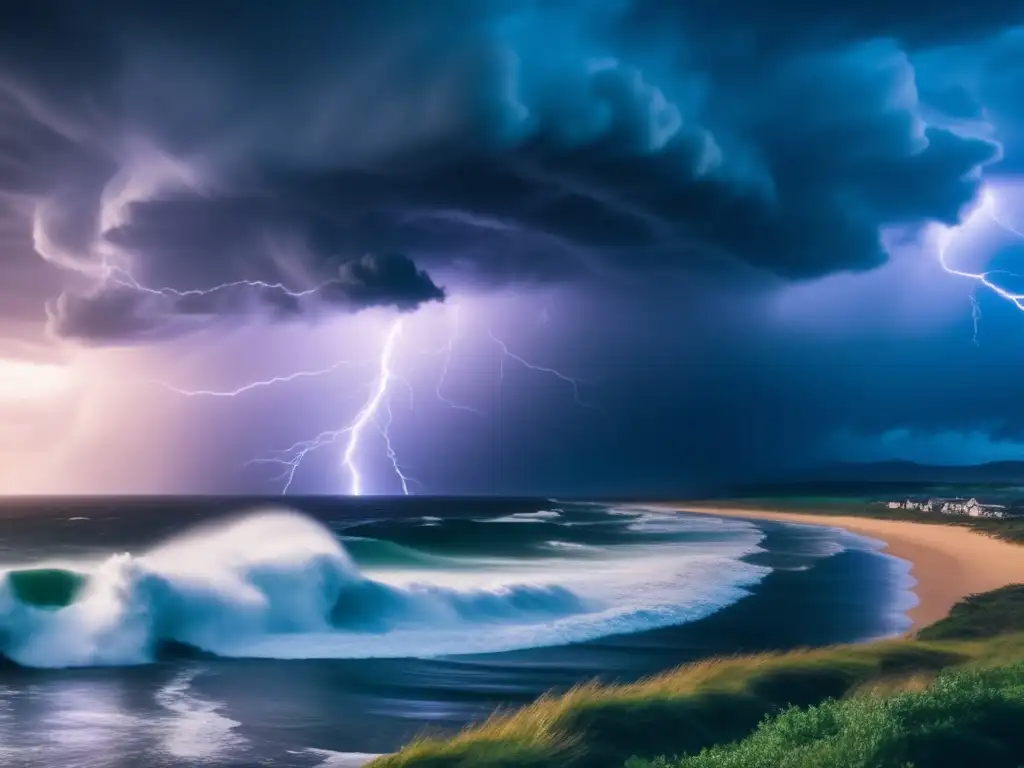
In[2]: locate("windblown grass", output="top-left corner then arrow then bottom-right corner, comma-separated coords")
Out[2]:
916,584 -> 1024,641
370,583 -> 1024,768
368,641 -> 989,768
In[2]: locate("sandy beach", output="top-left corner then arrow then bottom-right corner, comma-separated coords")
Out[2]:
664,505 -> 1024,633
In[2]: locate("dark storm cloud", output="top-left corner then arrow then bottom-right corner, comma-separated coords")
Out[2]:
0,0 -> 1011,344
628,0 -> 1024,50
914,28 -> 1024,173
45,251 -> 444,344
45,287 -> 170,344
332,253 -> 446,311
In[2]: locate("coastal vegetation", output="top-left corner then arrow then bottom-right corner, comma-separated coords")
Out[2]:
715,496 -> 1024,545
369,585 -> 1024,768
917,584 -> 1024,641
632,662 -> 1024,768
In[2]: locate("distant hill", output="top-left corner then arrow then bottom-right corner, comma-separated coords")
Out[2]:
732,460 -> 1024,499
804,460 -> 1024,485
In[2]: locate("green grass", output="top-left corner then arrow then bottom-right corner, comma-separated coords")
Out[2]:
632,663 -> 1024,768
917,585 -> 1024,641
368,584 -> 1024,768
367,639 -> 1016,768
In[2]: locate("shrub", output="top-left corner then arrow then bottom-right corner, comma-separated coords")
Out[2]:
635,663 -> 1024,768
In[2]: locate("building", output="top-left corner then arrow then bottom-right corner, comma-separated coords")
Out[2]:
977,504 -> 1008,519
882,497 -> 1009,518
885,498 -> 931,511
939,498 -> 978,514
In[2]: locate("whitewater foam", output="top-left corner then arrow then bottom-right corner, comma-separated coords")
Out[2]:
0,507 -> 768,668
486,509 -> 563,523
154,668 -> 245,761
544,541 -> 596,551
297,748 -> 384,767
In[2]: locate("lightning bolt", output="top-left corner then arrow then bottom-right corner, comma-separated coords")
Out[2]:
970,290 -> 981,346
938,189 -> 1024,343
157,358 -> 370,397
98,259 -> 414,494
100,262 -> 338,300
378,396 -> 420,494
341,318 -> 405,495
488,329 -> 600,410
240,318 -> 407,495
190,320 -> 595,494
104,261 -> 599,494
435,307 -> 485,416
991,197 -> 1024,240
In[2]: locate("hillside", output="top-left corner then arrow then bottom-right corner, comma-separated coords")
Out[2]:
369,587 -> 1024,768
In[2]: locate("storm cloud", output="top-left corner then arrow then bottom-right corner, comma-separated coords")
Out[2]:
4,1 -> 1024,496
0,0 -> 1009,344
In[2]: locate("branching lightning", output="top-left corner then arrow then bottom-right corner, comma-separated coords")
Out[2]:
435,308 -> 485,416
991,198 -> 1024,241
101,262 -> 339,300
938,189 -> 1024,341
970,290 -> 981,346
157,358 -> 370,397
341,318 -> 405,495
939,191 -> 1024,305
234,318 -> 407,494
101,262 -> 597,494
488,329 -> 600,410
378,397 -> 420,495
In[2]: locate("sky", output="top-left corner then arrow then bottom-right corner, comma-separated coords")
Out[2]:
2,1 -> 1024,496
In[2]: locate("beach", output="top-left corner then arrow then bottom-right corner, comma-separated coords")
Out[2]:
669,505 -> 1024,632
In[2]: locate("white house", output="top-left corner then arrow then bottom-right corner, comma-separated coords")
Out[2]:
978,504 -> 1008,519
882,497 -> 1010,518
940,497 -> 976,514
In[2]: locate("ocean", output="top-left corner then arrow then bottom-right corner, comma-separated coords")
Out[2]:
0,497 -> 914,767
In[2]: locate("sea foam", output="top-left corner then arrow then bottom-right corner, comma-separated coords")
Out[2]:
0,508 -> 768,668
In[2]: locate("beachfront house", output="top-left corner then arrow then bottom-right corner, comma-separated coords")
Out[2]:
937,498 -> 1010,518
885,498 -> 933,511
881,496 -> 1011,518
977,504 -> 1008,519
939,498 -> 977,514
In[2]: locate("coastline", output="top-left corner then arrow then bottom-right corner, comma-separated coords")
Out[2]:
664,504 -> 1024,633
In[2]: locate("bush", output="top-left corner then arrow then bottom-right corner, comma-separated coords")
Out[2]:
634,663 -> 1024,768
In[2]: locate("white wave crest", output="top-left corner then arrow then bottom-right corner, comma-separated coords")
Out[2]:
486,509 -> 563,524
0,508 -> 768,668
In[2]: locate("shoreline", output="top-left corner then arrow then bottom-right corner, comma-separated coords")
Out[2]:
663,504 -> 1024,633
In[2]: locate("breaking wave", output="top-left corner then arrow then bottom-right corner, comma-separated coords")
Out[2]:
0,508 -> 768,668
485,509 -> 564,523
